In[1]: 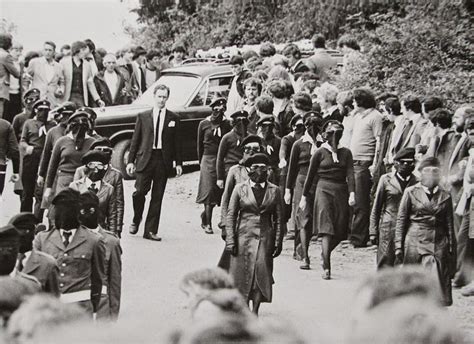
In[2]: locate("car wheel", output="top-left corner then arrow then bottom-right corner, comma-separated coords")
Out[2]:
112,139 -> 135,180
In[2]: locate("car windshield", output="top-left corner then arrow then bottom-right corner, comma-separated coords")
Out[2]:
134,74 -> 201,109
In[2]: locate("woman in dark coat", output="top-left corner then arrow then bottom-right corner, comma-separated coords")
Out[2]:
369,147 -> 417,269
196,98 -> 232,234
225,153 -> 282,315
301,121 -> 355,279
285,112 -> 322,269
395,157 -> 456,306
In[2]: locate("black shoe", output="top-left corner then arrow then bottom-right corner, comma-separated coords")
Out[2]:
200,211 -> 206,229
129,223 -> 138,235
204,225 -> 214,234
145,234 -> 162,241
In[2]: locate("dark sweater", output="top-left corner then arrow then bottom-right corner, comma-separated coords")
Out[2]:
197,118 -> 232,161
0,119 -> 19,172
279,133 -> 298,176
20,119 -> 54,152
286,138 -> 313,190
12,112 -> 31,142
302,147 -> 355,197
38,125 -> 67,178
262,135 -> 281,169
45,135 -> 95,188
216,130 -> 245,181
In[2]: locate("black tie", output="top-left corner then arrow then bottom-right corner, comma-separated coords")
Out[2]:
89,183 -> 98,194
140,68 -> 146,92
63,231 -> 72,247
154,110 -> 161,148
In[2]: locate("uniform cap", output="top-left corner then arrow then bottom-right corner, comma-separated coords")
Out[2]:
76,107 -> 97,120
68,109 -> 92,124
256,115 -> 275,127
229,110 -> 249,120
290,114 -> 304,127
32,99 -> 51,111
23,88 -> 41,101
8,213 -> 38,237
244,153 -> 270,167
56,102 -> 77,116
394,147 -> 416,161
51,189 -> 81,206
209,97 -> 227,108
82,150 -> 109,165
240,134 -> 262,147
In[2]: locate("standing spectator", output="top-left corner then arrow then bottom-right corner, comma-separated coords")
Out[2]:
196,98 -> 231,234
59,41 -> 103,107
12,88 -> 41,141
74,139 -> 125,238
84,39 -> 100,75
93,54 -> 127,106
369,148 -> 417,269
216,110 -> 249,190
117,45 -> 139,103
337,34 -> 362,71
306,34 -> 337,81
4,41 -> 23,123
131,46 -> 147,96
60,44 -> 71,57
19,100 -> 54,216
26,41 -> 65,107
242,77 -> 262,134
0,33 -> 20,119
225,55 -> 251,117
282,43 -> 310,77
170,44 -> 186,67
127,84 -> 183,241
253,96 -> 273,134
418,96 -> 444,154
337,90 -> 354,148
69,150 -> 118,234
387,94 -> 428,165
225,153 -> 282,315
10,212 -> 60,296
395,157 -> 456,306
266,80 -> 293,137
301,121 -> 355,279
34,189 -> 106,314
77,192 -> 122,321
314,82 -> 342,126
0,117 -> 19,199
349,88 -> 383,247
259,42 -> 277,66
144,50 -> 162,89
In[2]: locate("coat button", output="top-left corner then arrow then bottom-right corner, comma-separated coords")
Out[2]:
60,273 -> 65,277
62,263 -> 66,267
60,283 -> 64,287
64,253 -> 68,257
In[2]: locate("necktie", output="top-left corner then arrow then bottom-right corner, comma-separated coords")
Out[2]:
140,68 -> 146,92
154,110 -> 161,148
63,230 -> 72,247
89,183 -> 98,194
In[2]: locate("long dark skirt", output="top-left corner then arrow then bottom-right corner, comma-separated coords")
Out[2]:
313,180 -> 349,241
196,154 -> 222,205
293,174 -> 313,232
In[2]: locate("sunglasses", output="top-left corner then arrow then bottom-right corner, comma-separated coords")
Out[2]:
249,165 -> 268,171
243,146 -> 260,153
86,162 -> 106,170
396,160 -> 415,166
94,147 -> 113,154
25,97 -> 39,104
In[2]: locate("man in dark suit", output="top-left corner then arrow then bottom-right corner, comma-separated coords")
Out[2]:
127,84 -> 183,241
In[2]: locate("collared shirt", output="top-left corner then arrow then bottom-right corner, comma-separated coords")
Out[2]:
44,59 -> 56,84
104,71 -> 118,99
396,173 -> 411,182
421,185 -> 439,195
60,228 -> 77,244
302,132 -> 318,155
323,105 -> 339,119
153,107 -> 166,149
85,177 -> 102,191
250,180 -> 266,189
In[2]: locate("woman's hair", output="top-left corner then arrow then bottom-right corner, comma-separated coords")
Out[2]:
315,82 -> 339,105
266,80 -> 287,99
430,108 -> 452,129
336,90 -> 354,109
353,88 -> 376,109
255,96 -> 274,115
385,97 -> 401,116
267,65 -> 291,82
259,42 -> 276,57
242,49 -> 259,61
71,41 -> 87,56
293,92 -> 313,112
282,43 -> 301,59
181,268 -> 234,291
243,77 -> 263,95
246,56 -> 262,71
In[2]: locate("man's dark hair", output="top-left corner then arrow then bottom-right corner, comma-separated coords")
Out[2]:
61,44 -> 70,51
385,97 -> 401,116
376,92 -> 397,103
0,33 -> 13,50
311,34 -> 326,49
44,41 -> 56,50
422,96 -> 443,113
430,108 -> 452,129
146,49 -> 161,61
282,43 -> 301,59
24,51 -> 40,68
153,84 -> 170,97
266,80 -> 287,99
172,44 -> 186,53
293,92 -> 313,112
229,54 -> 244,66
255,96 -> 274,115
132,46 -> 147,60
242,49 -> 259,62
337,34 -> 361,51
71,41 -> 87,56
402,94 -> 422,114
84,39 -> 96,53
353,88 -> 376,109
259,42 -> 276,58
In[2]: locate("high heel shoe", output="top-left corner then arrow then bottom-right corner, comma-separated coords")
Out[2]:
322,269 -> 331,280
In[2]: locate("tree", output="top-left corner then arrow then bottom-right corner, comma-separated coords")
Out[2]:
0,18 -> 17,35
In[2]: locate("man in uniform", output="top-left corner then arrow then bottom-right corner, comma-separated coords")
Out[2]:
19,99 -> 55,216
33,189 -> 106,315
12,88 -> 41,142
9,212 -> 60,296
256,115 -> 281,184
77,192 -> 122,321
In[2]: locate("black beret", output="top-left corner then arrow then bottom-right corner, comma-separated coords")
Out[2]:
78,191 -> 100,209
209,97 -> 227,108
90,137 -> 112,151
240,134 -> 262,147
51,188 -> 81,206
418,157 -> 441,171
68,109 -> 92,124
394,147 -> 416,161
8,212 -> 38,236
230,110 -> 249,120
244,153 -> 270,167
76,107 -> 97,120
23,88 -> 41,100
32,99 -> 51,111
256,115 -> 275,126
82,150 -> 109,165
322,120 -> 344,133
56,102 -> 77,116
229,55 -> 244,66
290,115 -> 304,127
0,224 -> 20,250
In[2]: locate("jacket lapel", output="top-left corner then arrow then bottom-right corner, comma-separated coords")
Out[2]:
65,227 -> 87,252
96,182 -> 108,199
244,181 -> 259,211
449,134 -> 468,171
50,230 -> 66,251
388,172 -> 402,193
23,251 -> 41,274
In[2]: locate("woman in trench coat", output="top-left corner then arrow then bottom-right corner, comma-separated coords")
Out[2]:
225,153 -> 282,315
395,157 -> 456,306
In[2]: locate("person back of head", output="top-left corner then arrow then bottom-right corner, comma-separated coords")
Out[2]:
192,289 -> 251,322
181,268 -> 234,293
266,79 -> 287,100
255,96 -> 274,116
267,65 -> 291,82
0,33 -> 13,51
402,94 -> 422,115
353,88 -> 376,110
384,97 -> 401,117
312,34 -> 326,49
430,108 -> 452,129
259,42 -> 276,58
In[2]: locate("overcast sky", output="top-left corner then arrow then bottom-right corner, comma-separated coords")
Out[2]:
1,0 -> 140,53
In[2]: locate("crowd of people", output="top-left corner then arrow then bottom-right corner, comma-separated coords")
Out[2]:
0,28 -> 473,342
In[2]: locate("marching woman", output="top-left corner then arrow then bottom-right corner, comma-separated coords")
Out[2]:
300,120 -> 355,279
285,112 -> 322,269
225,153 -> 282,315
395,157 -> 456,306
196,98 -> 232,234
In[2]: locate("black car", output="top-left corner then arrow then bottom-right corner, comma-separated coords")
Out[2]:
94,63 -> 233,179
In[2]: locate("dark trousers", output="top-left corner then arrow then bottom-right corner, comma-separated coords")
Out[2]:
132,150 -> 168,237
0,99 -> 5,119
4,93 -> 22,123
21,152 -> 41,214
350,160 -> 372,247
0,164 -> 6,195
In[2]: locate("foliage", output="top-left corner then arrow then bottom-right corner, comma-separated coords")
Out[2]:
331,1 -> 473,108
0,18 -> 17,35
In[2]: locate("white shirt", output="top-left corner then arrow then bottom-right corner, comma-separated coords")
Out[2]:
153,107 -> 166,149
85,177 -> 101,191
104,71 -> 118,99
421,185 -> 439,195
44,59 -> 55,84
60,228 -> 77,244
250,180 -> 266,189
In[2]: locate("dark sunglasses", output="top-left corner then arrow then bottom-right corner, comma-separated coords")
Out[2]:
243,146 -> 260,153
